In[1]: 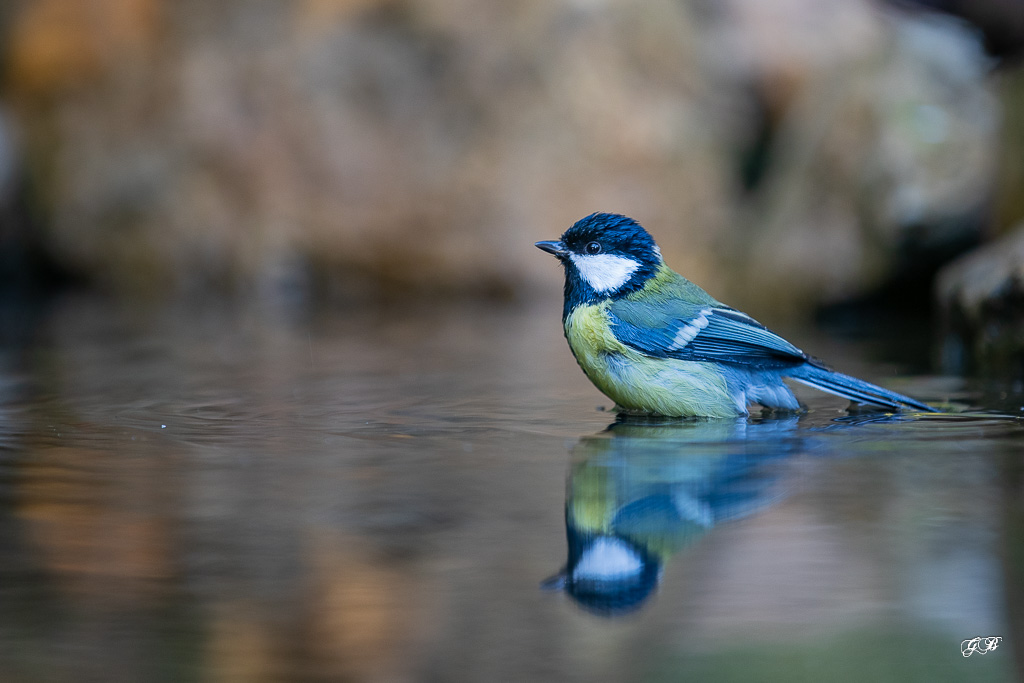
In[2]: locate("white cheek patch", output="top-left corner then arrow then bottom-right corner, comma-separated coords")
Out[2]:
572,538 -> 643,581
569,253 -> 641,294
668,309 -> 712,350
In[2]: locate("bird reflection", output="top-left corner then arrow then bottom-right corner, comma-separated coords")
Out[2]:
543,415 -> 806,617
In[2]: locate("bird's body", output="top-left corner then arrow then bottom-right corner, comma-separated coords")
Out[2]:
537,213 -> 935,418
563,272 -> 748,418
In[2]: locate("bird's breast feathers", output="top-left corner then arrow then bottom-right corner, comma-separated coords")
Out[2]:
563,302 -> 740,417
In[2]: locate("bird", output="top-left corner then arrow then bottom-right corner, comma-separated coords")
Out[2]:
535,212 -> 937,418
542,417 -> 798,616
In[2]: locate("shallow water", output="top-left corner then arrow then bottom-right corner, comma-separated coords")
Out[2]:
0,295 -> 1020,682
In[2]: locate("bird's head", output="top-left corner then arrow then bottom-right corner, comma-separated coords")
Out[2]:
536,213 -> 663,313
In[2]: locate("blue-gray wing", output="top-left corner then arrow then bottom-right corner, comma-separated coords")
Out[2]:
607,298 -> 807,370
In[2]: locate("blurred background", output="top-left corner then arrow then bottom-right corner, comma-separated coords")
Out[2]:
0,0 -> 1021,323
1,1 -> 1024,682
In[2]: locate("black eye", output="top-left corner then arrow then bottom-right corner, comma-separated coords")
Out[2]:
585,241 -> 602,255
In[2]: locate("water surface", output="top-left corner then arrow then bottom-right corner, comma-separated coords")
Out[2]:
0,296 -> 1019,682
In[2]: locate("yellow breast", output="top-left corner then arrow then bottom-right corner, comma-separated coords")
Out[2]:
563,303 -> 742,418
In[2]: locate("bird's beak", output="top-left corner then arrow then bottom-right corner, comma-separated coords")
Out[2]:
539,571 -> 567,591
535,240 -> 568,258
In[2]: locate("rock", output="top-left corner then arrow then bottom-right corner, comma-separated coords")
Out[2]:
0,0 -> 1004,311
726,8 -> 999,315
936,223 -> 1024,374
2,0 -> 735,302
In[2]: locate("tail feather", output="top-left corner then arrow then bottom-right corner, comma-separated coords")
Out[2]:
789,363 -> 937,413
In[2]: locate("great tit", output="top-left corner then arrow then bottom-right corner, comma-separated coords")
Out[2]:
543,418 -> 797,616
535,212 -> 937,418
